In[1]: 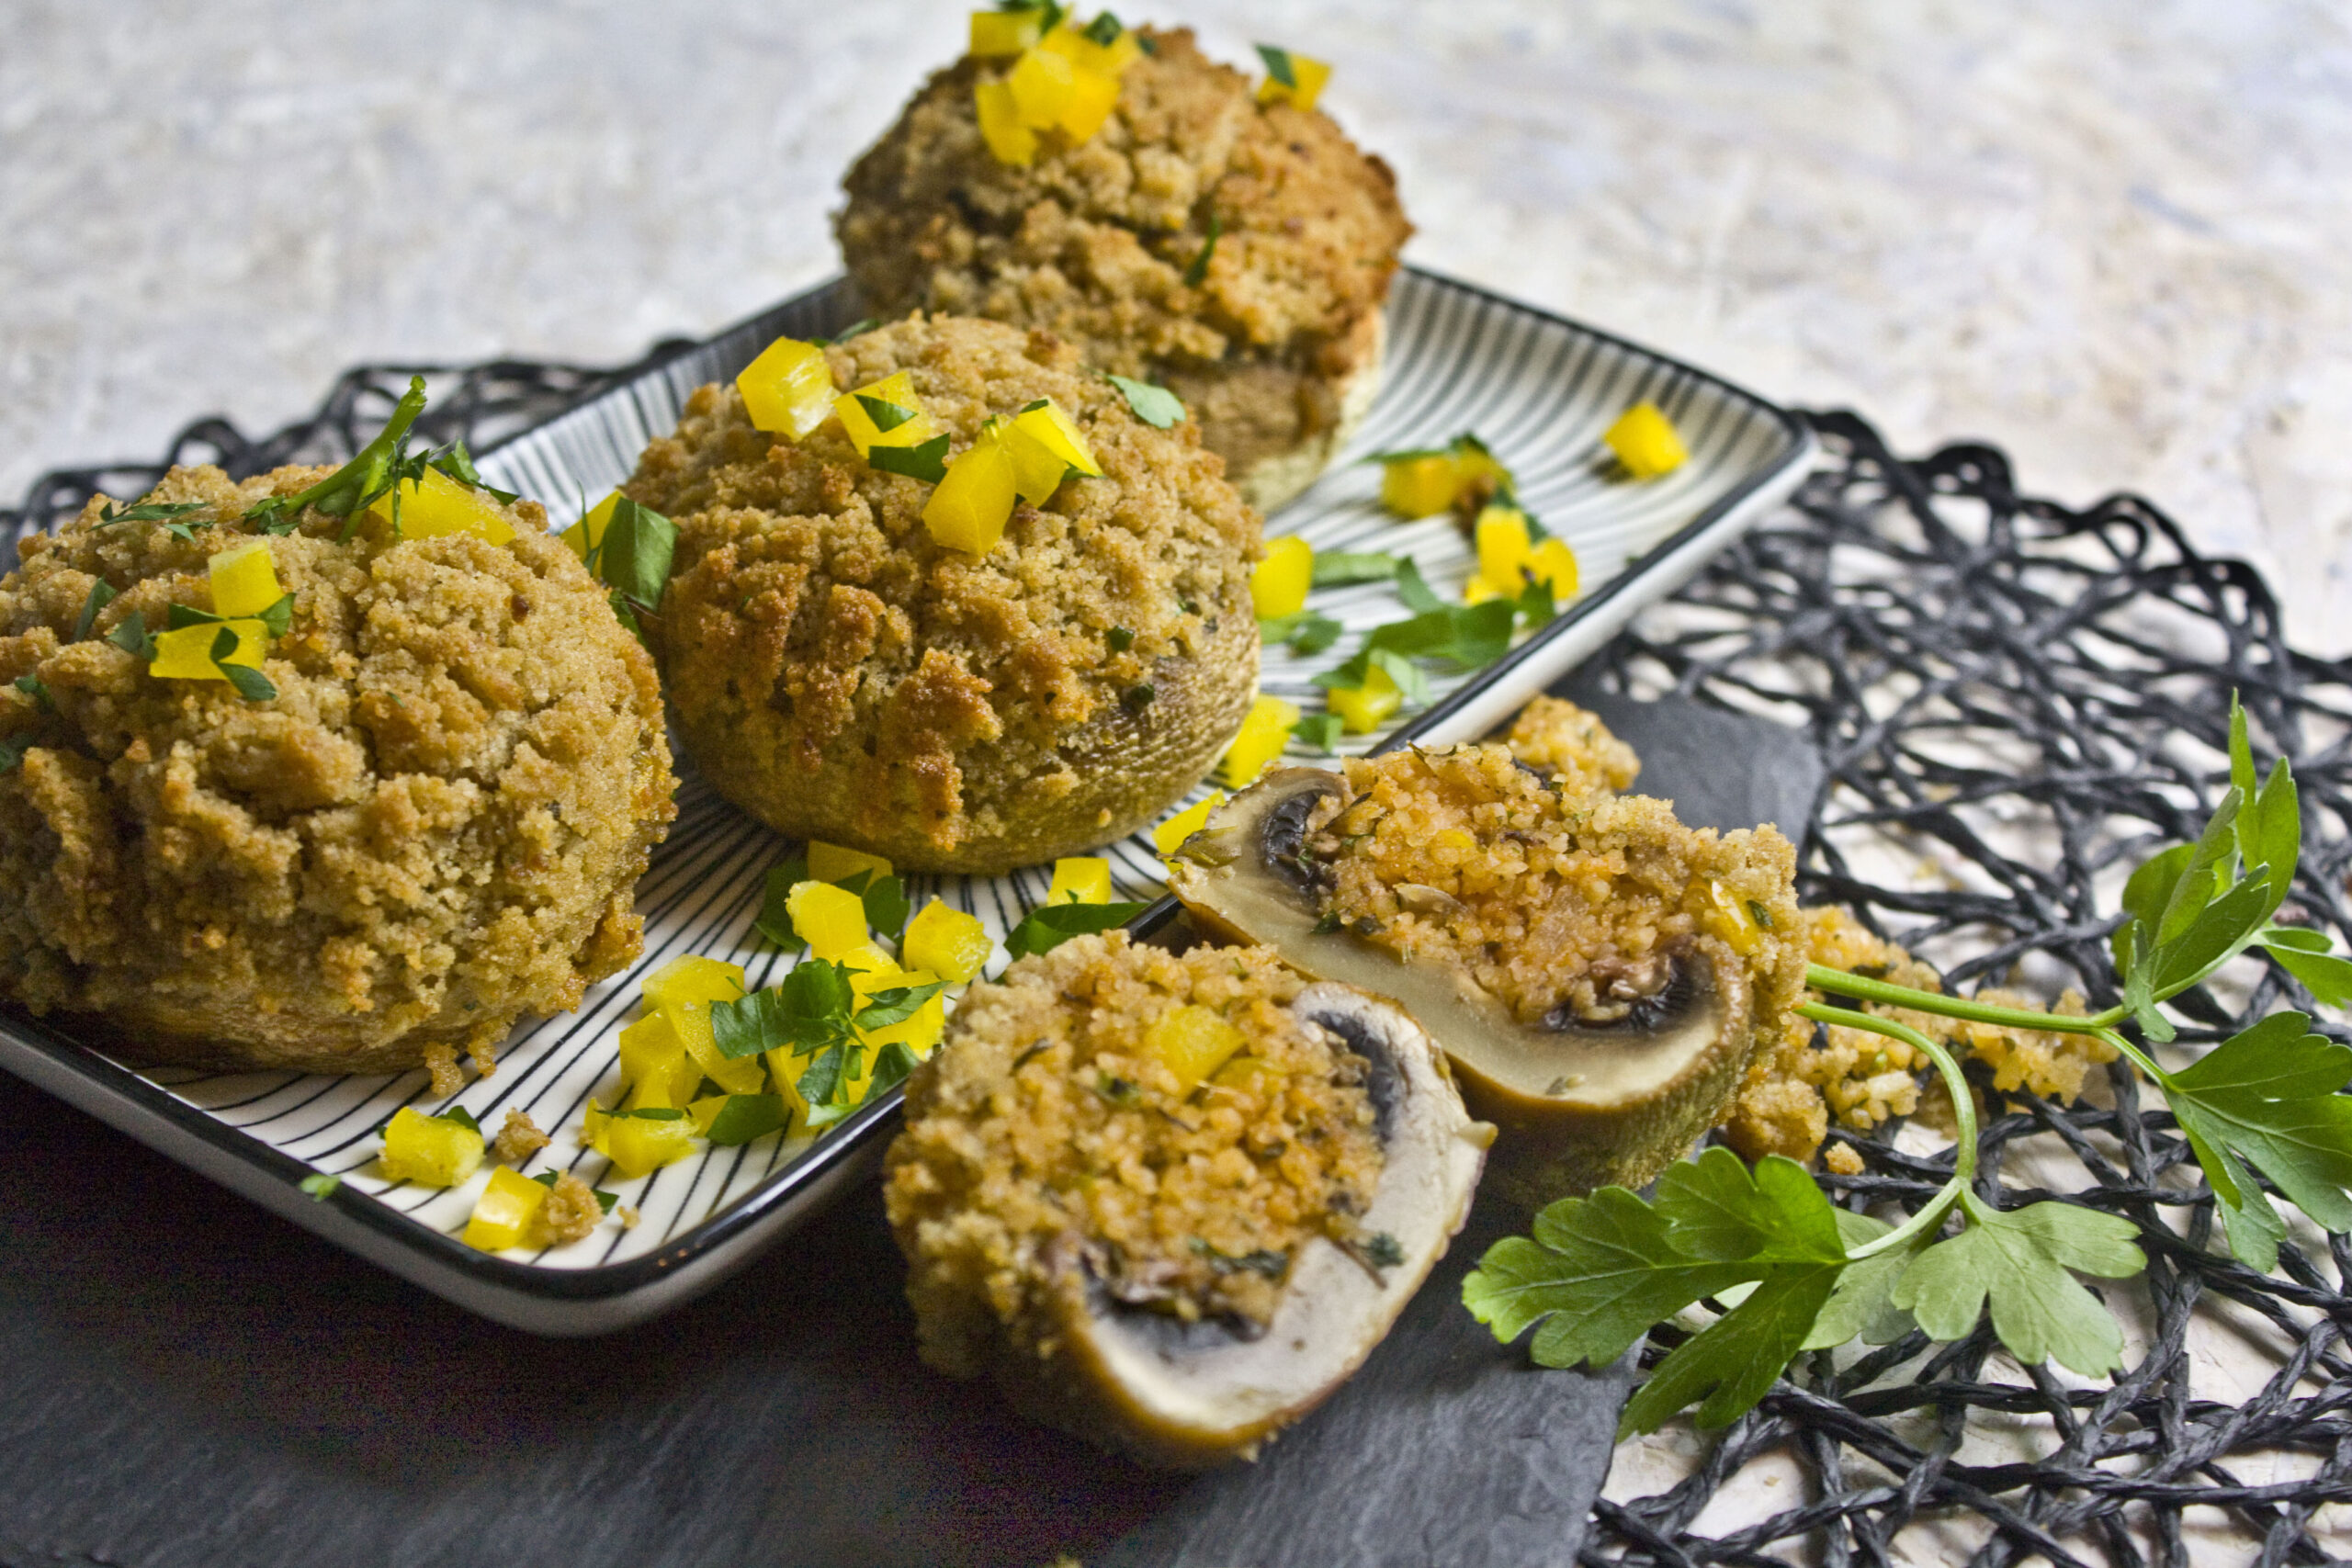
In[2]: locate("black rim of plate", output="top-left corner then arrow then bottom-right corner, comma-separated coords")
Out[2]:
0,265 -> 1812,1311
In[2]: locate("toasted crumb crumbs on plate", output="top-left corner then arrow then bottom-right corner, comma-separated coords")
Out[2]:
533,1173 -> 603,1247
423,1043 -> 465,1100
492,1109 -> 550,1166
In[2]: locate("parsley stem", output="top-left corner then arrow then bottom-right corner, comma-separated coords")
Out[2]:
1798,1001 -> 1977,1257
1806,964 -> 2128,1034
2088,1023 -> 2168,1085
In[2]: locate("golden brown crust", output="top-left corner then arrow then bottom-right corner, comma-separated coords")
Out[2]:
0,464 -> 676,1074
627,313 -> 1261,872
1502,695 -> 1642,798
837,28 -> 1411,492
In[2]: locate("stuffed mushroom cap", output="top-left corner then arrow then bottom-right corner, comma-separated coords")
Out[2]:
625,313 -> 1261,874
838,27 -> 1411,513
0,463 -> 676,1075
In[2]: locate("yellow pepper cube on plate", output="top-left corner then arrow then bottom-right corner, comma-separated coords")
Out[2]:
859,967 -> 945,1056
562,491 -> 621,564
1603,401 -> 1688,479
1256,51 -> 1331,112
1220,695 -> 1298,786
1047,856 -> 1113,906
1380,453 -> 1458,518
1008,400 -> 1102,479
974,78 -> 1038,165
924,438 -> 1019,556
617,1011 -> 701,1110
1251,536 -> 1313,618
835,371 -> 942,461
588,1104 -> 698,1181
1474,505 -> 1533,589
807,840 -> 894,886
149,618 -> 268,682
642,955 -> 762,1096
1154,790 -> 1227,855
1147,1004 -> 1247,1093
763,1048 -> 814,1128
462,1166 -> 550,1252
788,881 -> 870,960
968,9 -> 1040,57
1527,536 -> 1579,598
902,900 -> 992,983
370,468 -> 516,544
379,1105 -> 485,1188
1328,665 -> 1401,734
207,540 -> 282,619
737,335 -> 837,441
1463,574 -> 1506,605
1007,44 -> 1076,128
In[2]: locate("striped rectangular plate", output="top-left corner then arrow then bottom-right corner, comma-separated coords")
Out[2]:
0,268 -> 1813,1333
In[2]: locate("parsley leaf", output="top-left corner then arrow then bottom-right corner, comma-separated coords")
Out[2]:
106,611 -> 155,662
298,1173 -> 341,1201
433,1104 -> 482,1135
868,1041 -> 922,1097
0,735 -> 26,774
1003,899 -> 1150,960
868,434 -> 952,485
1617,1263 -> 1844,1438
1106,372 -> 1186,429
528,1168 -> 622,1213
594,498 -> 678,616
248,375 -> 431,530
1290,712 -> 1344,754
831,868 -> 913,948
2157,1010 -> 2352,1269
703,1094 -> 792,1146
755,856 -> 810,953
812,318 -> 878,347
209,627 -> 277,703
1800,1210 -> 1917,1349
1258,609 -> 1343,655
12,675 -> 52,711
1892,1193 -> 2143,1376
1311,550 -> 1400,589
94,500 -> 208,529
73,579 -> 117,642
856,394 -> 919,434
1255,42 -> 1297,88
854,979 -> 943,1031
1183,215 -> 1222,288
1393,558 -> 1444,614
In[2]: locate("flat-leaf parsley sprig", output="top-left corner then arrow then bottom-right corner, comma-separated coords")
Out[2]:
1465,694 -> 2352,1437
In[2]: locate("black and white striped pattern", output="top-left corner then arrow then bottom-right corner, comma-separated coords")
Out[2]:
17,269 -> 1810,1323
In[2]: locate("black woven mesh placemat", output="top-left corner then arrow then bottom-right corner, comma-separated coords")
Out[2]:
7,376 -> 2349,1566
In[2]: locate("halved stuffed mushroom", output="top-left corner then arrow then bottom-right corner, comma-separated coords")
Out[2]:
884,932 -> 1490,1467
1166,745 -> 1805,1201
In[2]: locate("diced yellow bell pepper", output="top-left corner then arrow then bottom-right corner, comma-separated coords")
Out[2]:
1527,537 -> 1579,599
1463,574 -> 1506,605
975,78 -> 1038,166
1381,453 -> 1458,518
1256,50 -> 1332,112
1704,880 -> 1765,957
1220,694 -> 1298,786
1210,1053 -> 1285,1097
737,335 -> 837,441
562,491 -> 621,564
1007,44 -> 1077,128
1147,1004 -> 1247,1093
642,955 -> 762,1096
1057,65 -> 1122,141
860,966 -> 945,1056
996,420 -> 1069,506
1475,505 -> 1533,588
763,1046 -> 814,1128
789,881 -> 870,960
807,840 -> 893,886
1008,400 -> 1102,478
1251,536 -> 1313,618
969,9 -> 1041,56
1603,401 -> 1688,479
618,1011 -> 700,1110
462,1165 -> 550,1251
1041,22 -> 1144,76
1154,789 -> 1227,855
586,1103 -> 698,1180
150,618 -> 268,682
1328,664 -> 1400,734
835,371 -> 943,461
841,943 -> 900,985
1048,856 -> 1113,905
370,467 -> 517,544
902,899 -> 992,982
1453,441 -> 1513,496
379,1105 -> 486,1188
924,437 -> 1019,556
208,540 -> 283,619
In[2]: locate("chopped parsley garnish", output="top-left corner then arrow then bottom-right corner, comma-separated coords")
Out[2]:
93,500 -> 208,530
1000,0 -> 1069,28
1292,713 -> 1345,754
1259,609 -> 1343,655
1105,626 -> 1136,652
106,611 -> 155,662
0,735 -> 25,774
1191,1237 -> 1289,1279
73,580 -> 116,642
1121,682 -> 1157,713
209,627 -> 277,703
856,394 -> 919,434
708,958 -> 944,1127
1105,373 -> 1186,429
1183,215 -> 1222,288
1094,1074 -> 1143,1109
1255,43 -> 1298,89
1082,10 -> 1124,45
243,376 -> 431,535
868,433 -> 952,485
1311,550 -> 1402,589
1363,1231 -> 1405,1268
12,675 -> 51,711
297,1173 -> 341,1201
1003,898 -> 1151,960
813,319 -> 878,347
700,1095 -> 792,1147
754,856 -> 809,953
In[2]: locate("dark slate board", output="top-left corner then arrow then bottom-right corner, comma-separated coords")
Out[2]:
0,690 -> 1820,1568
